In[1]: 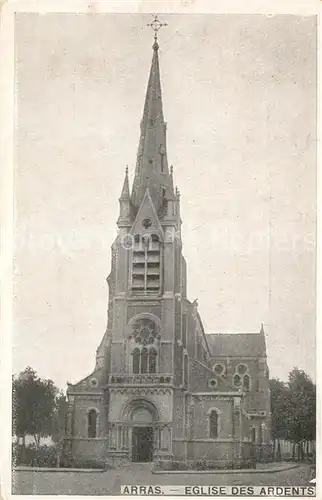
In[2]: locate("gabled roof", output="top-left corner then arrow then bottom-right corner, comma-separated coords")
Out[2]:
206,333 -> 266,357
130,188 -> 164,238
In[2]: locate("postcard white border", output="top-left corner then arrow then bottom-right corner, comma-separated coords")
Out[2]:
0,1 -> 320,500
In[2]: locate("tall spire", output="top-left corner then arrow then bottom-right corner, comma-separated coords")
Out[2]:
131,16 -> 174,213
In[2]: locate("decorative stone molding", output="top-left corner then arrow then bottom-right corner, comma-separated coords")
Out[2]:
108,373 -> 173,385
172,438 -> 236,443
127,300 -> 161,306
193,395 -> 234,402
109,387 -> 172,396
69,437 -> 108,442
247,410 -> 267,418
192,392 -> 242,400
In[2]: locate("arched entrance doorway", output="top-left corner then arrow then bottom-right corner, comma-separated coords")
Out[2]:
132,407 -> 153,462
122,399 -> 158,463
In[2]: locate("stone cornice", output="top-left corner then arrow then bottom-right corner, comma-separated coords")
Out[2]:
209,356 -> 267,360
192,391 -> 243,397
67,392 -> 104,398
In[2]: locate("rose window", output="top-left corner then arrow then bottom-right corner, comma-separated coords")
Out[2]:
133,318 -> 157,345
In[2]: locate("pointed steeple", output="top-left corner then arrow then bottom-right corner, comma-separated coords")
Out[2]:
120,166 -> 130,200
117,166 -> 132,227
131,38 -> 174,213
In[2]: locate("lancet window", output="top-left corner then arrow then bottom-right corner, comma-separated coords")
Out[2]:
87,409 -> 98,438
209,410 -> 219,439
233,364 -> 251,391
132,347 -> 158,374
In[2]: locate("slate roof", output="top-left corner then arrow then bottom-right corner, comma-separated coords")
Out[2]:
206,333 -> 266,357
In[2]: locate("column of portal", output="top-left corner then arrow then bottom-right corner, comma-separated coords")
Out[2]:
160,424 -> 171,451
109,424 -> 117,449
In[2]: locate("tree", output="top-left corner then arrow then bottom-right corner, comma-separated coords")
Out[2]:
269,378 -> 290,460
269,368 -> 316,462
52,392 -> 68,443
51,392 -> 68,467
286,368 -> 316,460
13,367 -> 59,450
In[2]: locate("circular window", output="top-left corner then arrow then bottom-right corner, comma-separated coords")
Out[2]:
213,363 -> 225,375
237,364 -> 248,375
142,218 -> 152,229
133,318 -> 157,345
209,378 -> 218,388
123,234 -> 134,250
90,378 -> 98,388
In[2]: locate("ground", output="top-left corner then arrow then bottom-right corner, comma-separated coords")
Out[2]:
12,463 -> 313,495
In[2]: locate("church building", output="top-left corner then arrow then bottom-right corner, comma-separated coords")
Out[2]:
65,25 -> 271,468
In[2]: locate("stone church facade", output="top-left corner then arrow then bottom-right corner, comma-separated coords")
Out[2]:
65,34 -> 271,468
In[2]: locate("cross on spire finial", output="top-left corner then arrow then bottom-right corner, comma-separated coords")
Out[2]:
146,14 -> 167,50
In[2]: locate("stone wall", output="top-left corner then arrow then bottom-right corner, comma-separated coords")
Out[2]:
72,395 -> 106,438
70,438 -> 107,466
192,397 -> 233,439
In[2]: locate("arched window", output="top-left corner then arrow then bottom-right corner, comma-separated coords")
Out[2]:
243,374 -> 250,390
149,348 -> 157,373
87,409 -> 97,438
234,364 -> 251,391
141,348 -> 148,373
209,410 -> 219,439
237,364 -> 248,375
132,347 -> 158,374
133,348 -> 140,374
233,374 -> 242,388
251,427 -> 256,443
213,363 -> 225,376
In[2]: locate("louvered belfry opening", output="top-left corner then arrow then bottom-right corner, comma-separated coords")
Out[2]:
132,234 -> 161,293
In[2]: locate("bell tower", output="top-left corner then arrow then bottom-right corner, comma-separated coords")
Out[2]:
103,16 -> 187,463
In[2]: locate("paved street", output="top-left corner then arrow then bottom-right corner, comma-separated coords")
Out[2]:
12,463 -> 312,495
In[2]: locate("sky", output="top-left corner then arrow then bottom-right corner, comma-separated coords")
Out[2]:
13,13 -> 317,389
